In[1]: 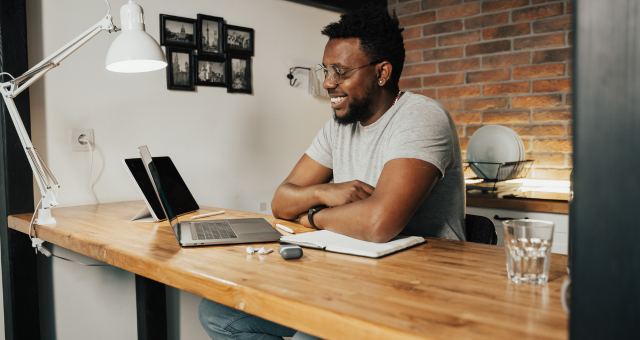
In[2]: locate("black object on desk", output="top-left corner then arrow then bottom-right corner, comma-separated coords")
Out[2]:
123,157 -> 199,221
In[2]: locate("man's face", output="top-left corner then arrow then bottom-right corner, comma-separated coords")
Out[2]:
322,38 -> 378,125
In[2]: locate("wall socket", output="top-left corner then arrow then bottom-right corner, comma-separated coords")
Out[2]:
260,202 -> 267,211
71,128 -> 94,151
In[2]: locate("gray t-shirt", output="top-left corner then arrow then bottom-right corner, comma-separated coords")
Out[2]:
305,91 -> 466,241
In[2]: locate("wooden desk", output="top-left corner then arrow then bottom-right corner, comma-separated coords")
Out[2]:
8,201 -> 568,340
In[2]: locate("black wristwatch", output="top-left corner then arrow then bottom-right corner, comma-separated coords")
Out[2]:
308,205 -> 328,229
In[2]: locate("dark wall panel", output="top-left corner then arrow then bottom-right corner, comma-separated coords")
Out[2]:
0,0 -> 40,339
571,0 -> 640,339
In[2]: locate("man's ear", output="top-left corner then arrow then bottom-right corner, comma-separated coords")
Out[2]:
377,61 -> 393,86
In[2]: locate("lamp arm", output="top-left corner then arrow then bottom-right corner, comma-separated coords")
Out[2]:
11,16 -> 116,97
0,14 -> 117,221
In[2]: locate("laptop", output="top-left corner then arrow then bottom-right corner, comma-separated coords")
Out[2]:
138,146 -> 282,246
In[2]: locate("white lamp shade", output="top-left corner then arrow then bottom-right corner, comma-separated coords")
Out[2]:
105,1 -> 167,73
106,30 -> 167,73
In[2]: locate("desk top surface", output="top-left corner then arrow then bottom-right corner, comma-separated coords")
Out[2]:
9,201 -> 568,340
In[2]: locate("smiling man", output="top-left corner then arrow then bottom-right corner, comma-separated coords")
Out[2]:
271,6 -> 466,243
199,5 -> 465,340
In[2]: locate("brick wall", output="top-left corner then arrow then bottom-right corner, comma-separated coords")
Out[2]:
389,0 -> 573,180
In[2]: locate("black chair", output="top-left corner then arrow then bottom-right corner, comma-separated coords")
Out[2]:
465,214 -> 498,245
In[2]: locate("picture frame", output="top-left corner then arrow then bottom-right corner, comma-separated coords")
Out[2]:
166,47 -> 195,91
197,14 -> 224,58
160,14 -> 197,48
227,54 -> 252,94
224,25 -> 254,56
195,55 -> 226,87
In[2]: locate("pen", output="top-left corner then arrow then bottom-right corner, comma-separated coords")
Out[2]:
275,223 -> 295,234
190,211 -> 225,220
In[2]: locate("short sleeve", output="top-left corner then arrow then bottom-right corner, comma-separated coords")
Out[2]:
305,120 -> 334,169
384,101 -> 452,179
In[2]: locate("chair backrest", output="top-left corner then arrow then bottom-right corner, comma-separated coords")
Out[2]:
465,214 -> 498,245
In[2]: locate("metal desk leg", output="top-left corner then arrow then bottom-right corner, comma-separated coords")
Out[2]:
0,229 -> 40,340
135,274 -> 168,340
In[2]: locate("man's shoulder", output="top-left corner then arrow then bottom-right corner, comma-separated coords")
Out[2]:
392,92 -> 451,129
400,92 -> 449,115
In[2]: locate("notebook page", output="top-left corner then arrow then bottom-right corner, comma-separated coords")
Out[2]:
279,230 -> 355,249
327,235 -> 425,258
281,230 -> 425,258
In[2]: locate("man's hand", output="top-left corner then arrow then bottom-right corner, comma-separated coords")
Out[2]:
298,213 -> 313,229
317,180 -> 375,207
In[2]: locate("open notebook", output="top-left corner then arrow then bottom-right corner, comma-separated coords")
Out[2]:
279,230 -> 425,258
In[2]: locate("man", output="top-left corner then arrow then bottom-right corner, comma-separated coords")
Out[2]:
199,5 -> 465,340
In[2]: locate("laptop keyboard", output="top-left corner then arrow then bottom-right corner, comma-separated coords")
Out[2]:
190,221 -> 238,240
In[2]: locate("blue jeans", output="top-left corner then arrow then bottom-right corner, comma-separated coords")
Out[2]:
198,298 -> 323,340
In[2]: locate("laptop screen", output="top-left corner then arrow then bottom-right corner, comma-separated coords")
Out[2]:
138,146 -> 181,239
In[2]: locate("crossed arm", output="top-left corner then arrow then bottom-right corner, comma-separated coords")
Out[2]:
271,154 -> 441,243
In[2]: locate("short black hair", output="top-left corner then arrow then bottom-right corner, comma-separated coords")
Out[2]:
321,4 -> 405,86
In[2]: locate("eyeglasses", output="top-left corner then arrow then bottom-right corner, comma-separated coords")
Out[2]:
315,60 -> 383,85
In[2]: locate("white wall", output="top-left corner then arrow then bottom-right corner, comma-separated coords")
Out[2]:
22,0 -> 339,338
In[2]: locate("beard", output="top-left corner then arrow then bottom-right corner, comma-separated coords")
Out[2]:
332,85 -> 376,126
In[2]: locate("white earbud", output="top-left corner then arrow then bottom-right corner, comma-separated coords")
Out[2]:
258,247 -> 273,254
247,246 -> 273,255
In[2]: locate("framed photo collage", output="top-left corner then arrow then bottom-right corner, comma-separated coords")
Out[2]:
160,14 -> 254,94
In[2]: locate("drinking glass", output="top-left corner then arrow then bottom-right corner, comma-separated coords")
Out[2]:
503,219 -> 555,284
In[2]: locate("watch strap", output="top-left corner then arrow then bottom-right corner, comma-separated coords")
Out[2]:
308,205 -> 327,229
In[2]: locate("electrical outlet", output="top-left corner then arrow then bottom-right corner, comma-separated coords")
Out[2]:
71,128 -> 94,151
260,202 -> 267,211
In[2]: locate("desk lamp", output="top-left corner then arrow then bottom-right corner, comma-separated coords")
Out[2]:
0,0 -> 166,226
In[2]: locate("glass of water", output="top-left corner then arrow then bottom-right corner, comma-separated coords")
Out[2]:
503,219 -> 555,284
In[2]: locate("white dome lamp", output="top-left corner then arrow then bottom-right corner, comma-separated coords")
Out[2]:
106,1 -> 167,73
